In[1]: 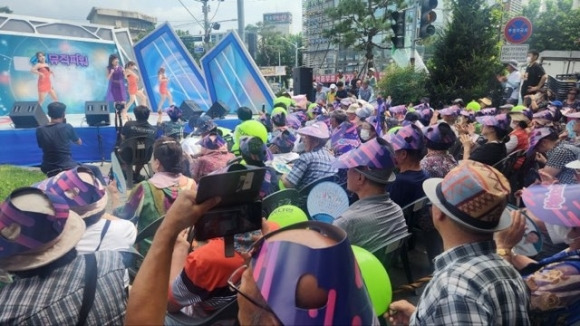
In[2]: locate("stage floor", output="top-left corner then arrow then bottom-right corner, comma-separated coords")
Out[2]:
0,113 -> 241,166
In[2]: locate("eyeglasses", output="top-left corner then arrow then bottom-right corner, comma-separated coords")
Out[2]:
227,265 -> 274,312
227,264 -> 282,324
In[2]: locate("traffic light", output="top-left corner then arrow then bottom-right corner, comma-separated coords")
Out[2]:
391,11 -> 405,49
419,0 -> 438,39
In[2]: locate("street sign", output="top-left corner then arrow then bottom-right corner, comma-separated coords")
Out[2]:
194,46 -> 204,54
500,44 -> 529,63
504,16 -> 533,44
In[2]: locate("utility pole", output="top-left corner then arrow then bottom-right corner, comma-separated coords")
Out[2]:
202,0 -> 210,49
237,0 -> 245,42
410,0 -> 419,66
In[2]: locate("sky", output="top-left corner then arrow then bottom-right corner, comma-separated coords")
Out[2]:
6,0 -> 303,35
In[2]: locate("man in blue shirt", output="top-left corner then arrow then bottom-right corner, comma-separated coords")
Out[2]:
36,102 -> 103,182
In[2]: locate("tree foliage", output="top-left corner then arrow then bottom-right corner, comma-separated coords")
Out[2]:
522,0 -> 580,51
377,65 -> 428,105
427,0 -> 503,106
0,6 -> 12,14
246,23 -> 303,68
322,0 -> 403,68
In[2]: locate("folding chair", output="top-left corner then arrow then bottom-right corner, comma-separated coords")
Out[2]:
262,188 -> 300,217
401,196 -> 442,269
373,232 -> 414,285
117,136 -> 155,189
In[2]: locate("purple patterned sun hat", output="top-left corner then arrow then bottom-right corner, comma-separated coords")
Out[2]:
389,105 -> 407,115
199,133 -> 227,150
423,122 -> 457,151
0,187 -> 85,272
533,110 -> 554,121
333,137 -> 396,183
527,127 -> 556,155
34,166 -> 107,220
288,112 -> 306,128
438,105 -> 461,117
271,130 -> 297,153
331,121 -> 360,156
297,121 -> 330,139
476,113 -> 511,130
249,221 -> 375,326
385,124 -> 425,151
522,184 -> 580,227
480,107 -> 497,116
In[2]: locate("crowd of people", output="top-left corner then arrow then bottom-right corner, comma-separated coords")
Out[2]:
2,49 -> 580,325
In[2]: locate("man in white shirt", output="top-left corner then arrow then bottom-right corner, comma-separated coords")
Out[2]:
498,60 -> 521,105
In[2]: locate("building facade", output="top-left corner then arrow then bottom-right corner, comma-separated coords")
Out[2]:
263,12 -> 292,35
86,7 -> 157,41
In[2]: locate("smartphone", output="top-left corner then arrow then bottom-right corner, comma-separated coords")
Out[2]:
194,168 -> 266,240
194,201 -> 263,240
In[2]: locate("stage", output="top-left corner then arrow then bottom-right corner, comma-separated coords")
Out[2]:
0,113 -> 241,166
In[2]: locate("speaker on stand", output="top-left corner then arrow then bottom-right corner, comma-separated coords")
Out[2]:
85,101 -> 110,166
292,67 -> 314,103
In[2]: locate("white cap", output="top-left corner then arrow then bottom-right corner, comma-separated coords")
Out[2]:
330,84 -> 337,89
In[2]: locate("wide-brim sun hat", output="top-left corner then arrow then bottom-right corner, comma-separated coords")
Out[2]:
422,160 -> 512,233
566,160 -> 580,170
346,104 -> 359,114
34,166 -> 107,220
522,184 -> 580,227
297,121 -> 330,139
527,127 -> 555,155
0,188 -> 85,272
332,137 -> 396,184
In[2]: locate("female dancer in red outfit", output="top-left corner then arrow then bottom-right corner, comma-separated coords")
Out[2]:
124,61 -> 147,120
157,67 -> 173,113
30,52 -> 58,105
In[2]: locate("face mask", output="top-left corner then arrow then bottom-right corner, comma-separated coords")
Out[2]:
546,224 -> 572,245
526,56 -> 532,64
296,141 -> 305,153
360,129 -> 371,141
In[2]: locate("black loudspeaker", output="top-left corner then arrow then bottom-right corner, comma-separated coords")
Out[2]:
293,67 -> 314,102
9,101 -> 48,128
206,100 -> 228,119
179,100 -> 204,121
246,32 -> 258,59
85,101 -> 110,126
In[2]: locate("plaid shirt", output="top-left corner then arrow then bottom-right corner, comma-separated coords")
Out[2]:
411,241 -> 530,325
0,251 -> 127,325
286,147 -> 337,189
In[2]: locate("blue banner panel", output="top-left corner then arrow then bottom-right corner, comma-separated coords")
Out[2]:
133,23 -> 210,112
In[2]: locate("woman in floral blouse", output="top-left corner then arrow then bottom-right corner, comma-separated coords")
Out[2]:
420,122 -> 458,178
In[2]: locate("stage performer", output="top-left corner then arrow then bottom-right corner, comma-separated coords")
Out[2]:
106,54 -> 128,120
30,51 -> 58,106
157,67 -> 173,114
124,61 -> 148,118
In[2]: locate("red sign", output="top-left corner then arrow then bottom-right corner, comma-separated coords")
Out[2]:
504,16 -> 533,44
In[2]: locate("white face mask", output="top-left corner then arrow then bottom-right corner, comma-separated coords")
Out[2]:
526,56 -> 532,64
360,129 -> 371,141
547,224 -> 572,245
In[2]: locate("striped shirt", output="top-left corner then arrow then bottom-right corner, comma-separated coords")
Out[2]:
333,194 -> 407,253
0,251 -> 127,325
286,147 -> 337,189
411,241 -> 530,325
169,239 -> 240,315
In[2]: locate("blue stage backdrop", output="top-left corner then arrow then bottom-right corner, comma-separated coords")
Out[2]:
0,32 -> 118,115
201,32 -> 275,114
133,23 -> 211,113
